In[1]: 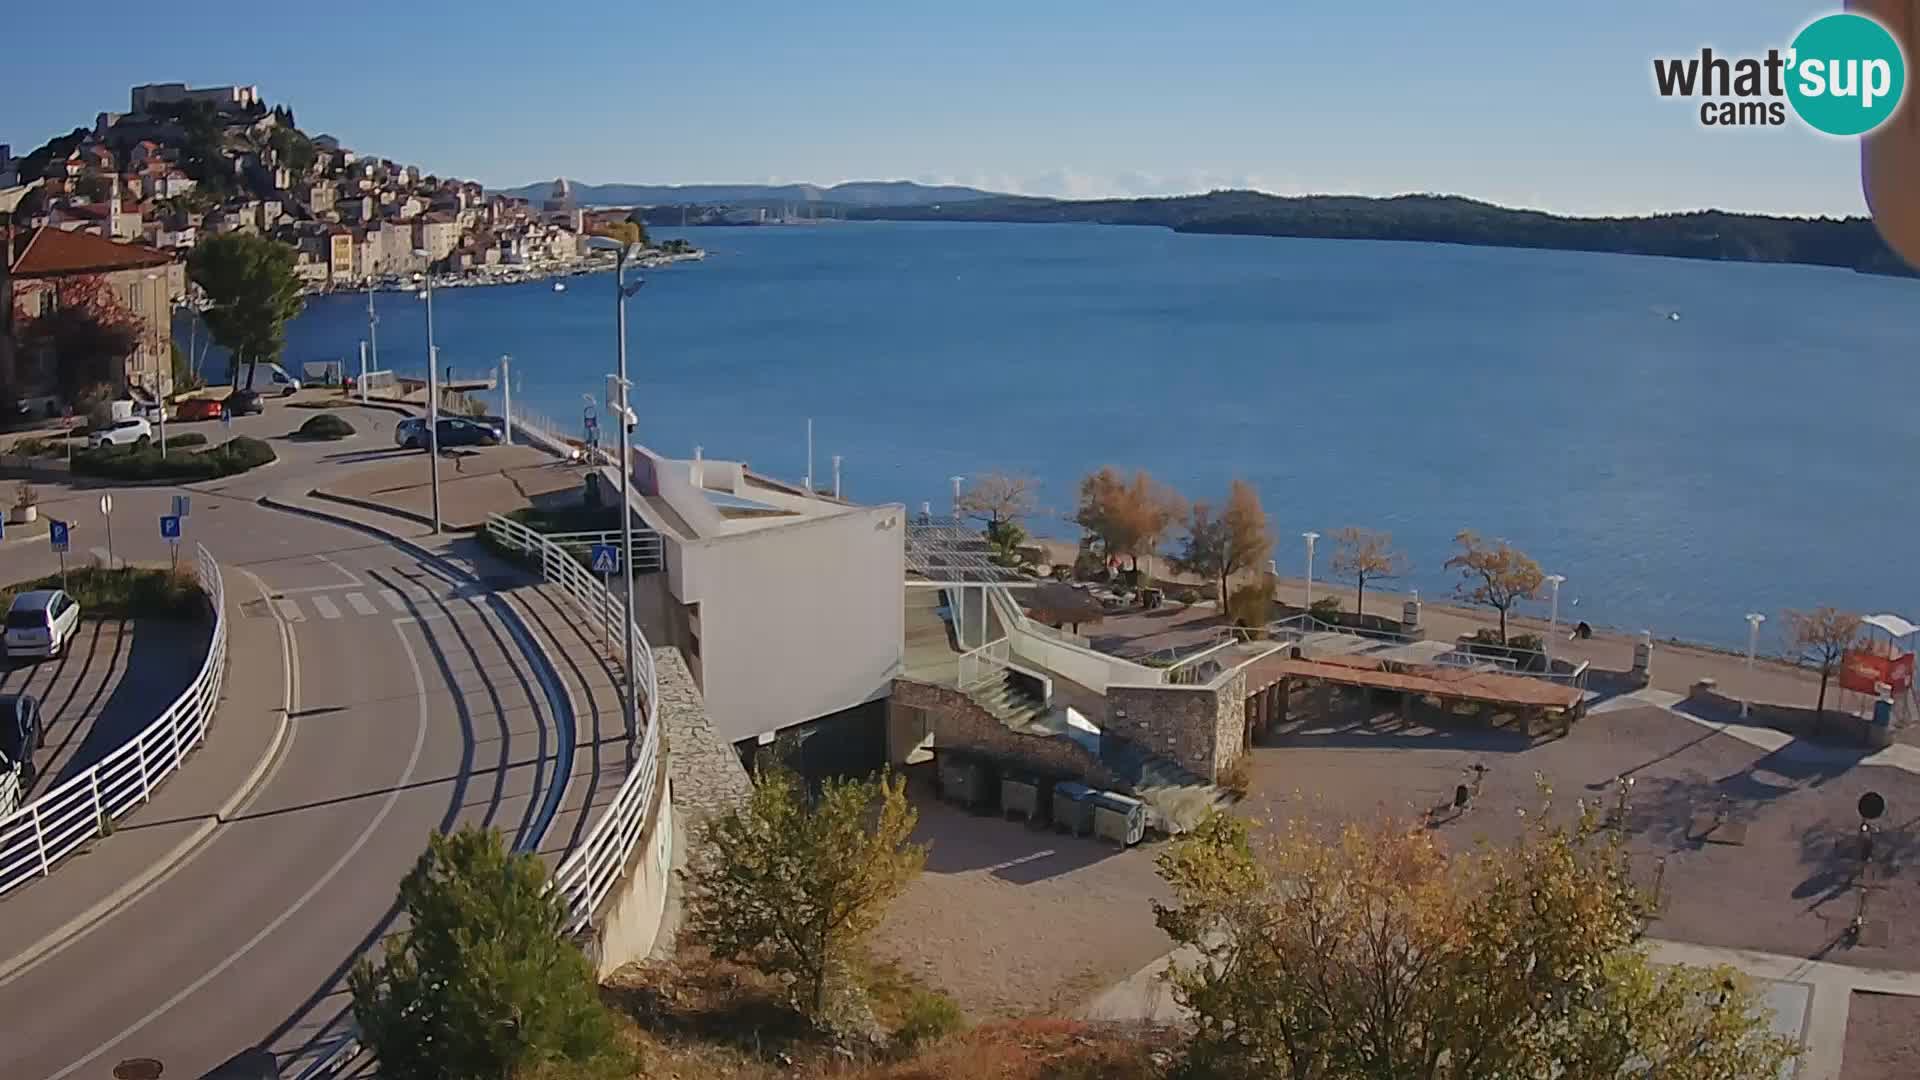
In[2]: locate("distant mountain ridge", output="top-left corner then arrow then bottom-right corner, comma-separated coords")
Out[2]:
491,178 -> 999,208
849,190 -> 1916,277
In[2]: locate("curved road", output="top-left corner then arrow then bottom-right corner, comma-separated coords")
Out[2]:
0,402 -> 573,1078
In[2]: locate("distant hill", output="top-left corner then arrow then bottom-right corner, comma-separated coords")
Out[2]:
847,190 -> 1916,276
491,178 -> 1000,208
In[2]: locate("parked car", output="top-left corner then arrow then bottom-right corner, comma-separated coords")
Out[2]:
473,415 -> 508,443
394,417 -> 428,449
395,416 -> 500,450
5,590 -> 81,661
223,390 -> 265,416
176,397 -> 225,422
438,417 -> 500,448
0,693 -> 43,815
87,417 -> 153,448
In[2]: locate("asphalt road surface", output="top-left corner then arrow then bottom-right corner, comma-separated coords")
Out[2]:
0,399 -> 575,1078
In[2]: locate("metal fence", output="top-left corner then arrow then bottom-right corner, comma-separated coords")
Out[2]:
957,637 -> 1011,690
483,512 -> 660,931
0,544 -> 225,896
542,529 -> 665,574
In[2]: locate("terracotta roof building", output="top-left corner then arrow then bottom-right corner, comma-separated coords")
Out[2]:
3,226 -> 183,406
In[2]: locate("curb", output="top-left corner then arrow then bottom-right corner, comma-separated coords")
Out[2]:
0,569 -> 295,986
305,487 -> 442,531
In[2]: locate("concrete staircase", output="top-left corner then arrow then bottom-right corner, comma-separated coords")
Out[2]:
968,670 -> 1052,735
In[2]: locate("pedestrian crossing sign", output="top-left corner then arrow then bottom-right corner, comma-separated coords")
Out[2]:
590,544 -> 620,574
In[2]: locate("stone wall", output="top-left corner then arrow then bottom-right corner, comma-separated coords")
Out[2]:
890,678 -> 1119,788
1105,669 -> 1247,781
656,646 -> 752,824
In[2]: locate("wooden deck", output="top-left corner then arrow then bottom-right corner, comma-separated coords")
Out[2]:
1241,651 -> 1584,712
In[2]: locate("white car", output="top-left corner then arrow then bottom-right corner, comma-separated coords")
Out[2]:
88,417 -> 154,448
5,590 -> 81,661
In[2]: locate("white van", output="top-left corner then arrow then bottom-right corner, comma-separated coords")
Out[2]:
243,364 -> 302,397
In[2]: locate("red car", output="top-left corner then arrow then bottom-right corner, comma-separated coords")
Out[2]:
175,398 -> 225,422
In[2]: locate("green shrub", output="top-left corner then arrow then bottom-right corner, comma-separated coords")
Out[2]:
1310,596 -> 1344,621
295,413 -> 355,440
893,989 -> 966,1050
71,436 -> 276,481
0,565 -> 205,620
164,432 -> 208,449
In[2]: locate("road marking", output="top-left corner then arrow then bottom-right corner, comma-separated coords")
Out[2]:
313,552 -> 362,588
378,588 -> 408,612
345,592 -> 378,616
48,614 -> 432,1080
272,598 -> 305,622
310,595 -> 342,620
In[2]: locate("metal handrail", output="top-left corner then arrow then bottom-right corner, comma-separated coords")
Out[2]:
541,529 -> 665,572
0,545 -> 225,896
483,513 -> 660,931
956,637 -> 1011,690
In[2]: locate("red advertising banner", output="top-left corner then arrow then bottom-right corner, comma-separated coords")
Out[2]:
1840,650 -> 1916,694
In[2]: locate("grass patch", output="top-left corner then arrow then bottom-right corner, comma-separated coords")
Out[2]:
72,436 -> 276,482
1,565 -> 206,620
164,432 -> 209,449
294,413 -> 356,440
511,504 -> 624,533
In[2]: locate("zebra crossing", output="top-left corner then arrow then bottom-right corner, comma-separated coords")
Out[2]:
269,584 -> 469,623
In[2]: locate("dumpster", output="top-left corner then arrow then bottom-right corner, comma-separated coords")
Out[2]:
937,750 -> 996,810
1001,769 -> 1054,826
1089,790 -> 1148,847
1052,780 -> 1095,836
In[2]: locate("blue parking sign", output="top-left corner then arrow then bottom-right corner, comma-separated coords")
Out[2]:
49,520 -> 69,553
160,515 -> 182,541
590,544 -> 620,574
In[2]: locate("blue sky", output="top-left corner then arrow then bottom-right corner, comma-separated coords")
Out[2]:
0,1 -> 1874,215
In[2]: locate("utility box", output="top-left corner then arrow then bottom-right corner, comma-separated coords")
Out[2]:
1052,780 -> 1095,836
1001,769 -> 1053,826
937,751 -> 996,811
1631,631 -> 1654,685
1089,790 -> 1148,847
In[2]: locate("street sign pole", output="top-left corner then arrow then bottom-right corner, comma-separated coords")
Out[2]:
161,515 -> 182,573
590,543 -> 621,659
51,519 -> 69,591
101,494 -> 114,570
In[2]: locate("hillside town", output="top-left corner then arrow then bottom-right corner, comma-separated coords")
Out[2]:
0,82 -> 697,416
0,82 -> 684,294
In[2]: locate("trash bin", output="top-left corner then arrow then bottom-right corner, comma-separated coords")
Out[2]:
1052,780 -> 1095,836
1089,790 -> 1148,847
937,750 -> 996,810
1001,769 -> 1053,826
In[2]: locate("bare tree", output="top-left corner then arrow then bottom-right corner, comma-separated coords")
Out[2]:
1329,526 -> 1407,615
1175,479 -> 1274,608
956,471 -> 1036,531
1785,607 -> 1863,729
1442,531 -> 1544,644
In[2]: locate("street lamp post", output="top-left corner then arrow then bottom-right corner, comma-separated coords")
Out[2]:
1302,531 -> 1320,613
1744,613 -> 1766,719
587,236 -> 645,755
1544,574 -> 1566,669
412,256 -> 442,534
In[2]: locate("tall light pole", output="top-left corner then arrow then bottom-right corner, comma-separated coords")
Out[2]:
411,257 -> 442,534
951,475 -> 964,519
366,275 -> 380,378
1744,613 -> 1766,719
1302,531 -> 1320,613
1544,574 -> 1566,670
588,236 -> 644,755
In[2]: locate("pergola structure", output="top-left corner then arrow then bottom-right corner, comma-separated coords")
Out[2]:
905,515 -> 1035,650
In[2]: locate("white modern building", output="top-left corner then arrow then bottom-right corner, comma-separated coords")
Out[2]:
599,446 -> 906,747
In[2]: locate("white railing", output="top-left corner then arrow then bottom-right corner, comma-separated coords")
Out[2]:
957,638 -> 1011,690
0,544 -> 226,896
483,512 -> 660,931
542,529 -> 665,573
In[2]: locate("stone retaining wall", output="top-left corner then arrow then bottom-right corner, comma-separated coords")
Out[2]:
1105,669 -> 1246,781
890,678 -> 1119,787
